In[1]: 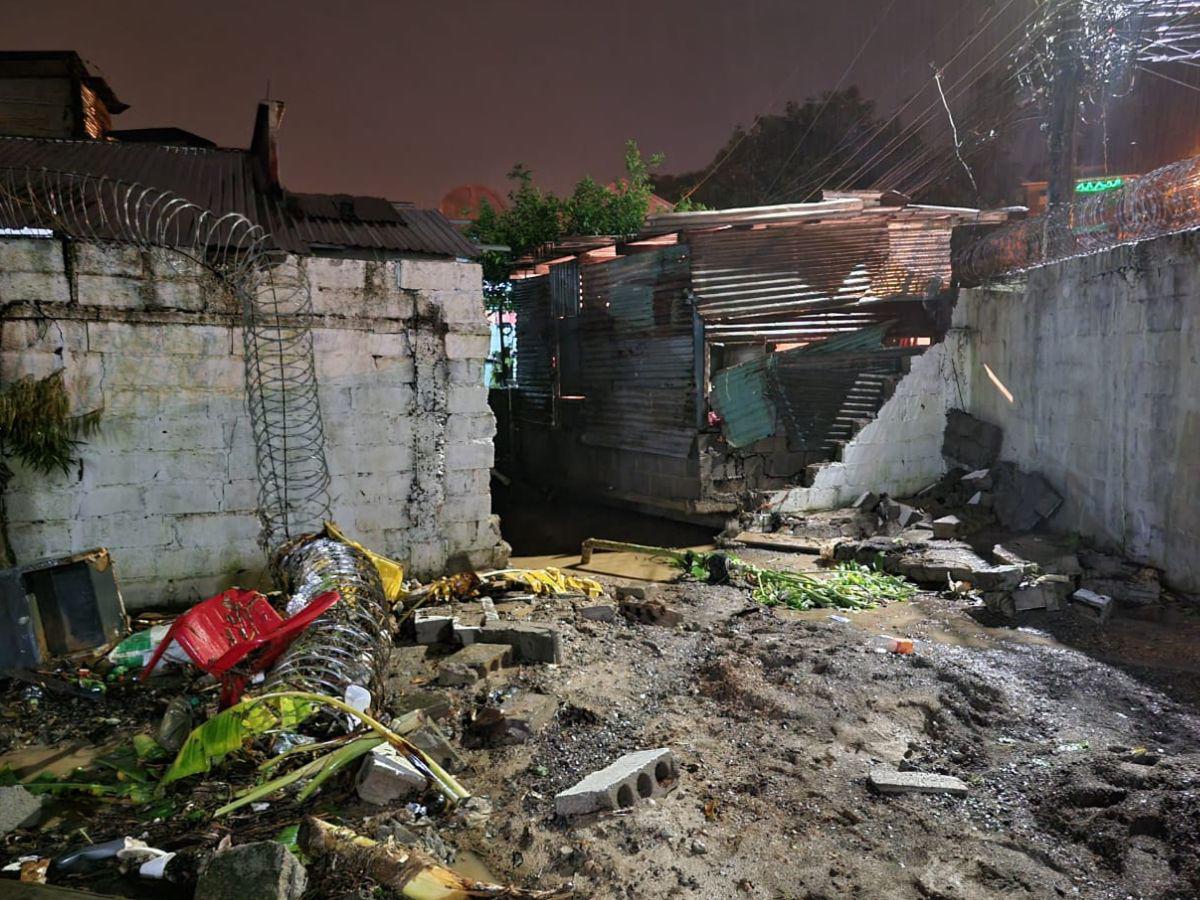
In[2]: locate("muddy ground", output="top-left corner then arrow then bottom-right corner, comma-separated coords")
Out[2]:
446,549 -> 1200,900
3,544 -> 1200,899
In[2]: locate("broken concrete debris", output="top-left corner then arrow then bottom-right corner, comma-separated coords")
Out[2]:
578,601 -> 618,622
436,642 -> 512,686
1071,588 -> 1115,624
468,691 -> 559,746
990,462 -> 1064,532
356,745 -> 427,805
415,610 -> 457,645
931,515 -> 961,540
479,622 -> 563,664
868,769 -> 969,797
555,748 -> 679,817
0,785 -> 42,835
942,408 -> 1002,470
620,597 -> 685,628
194,841 -> 307,900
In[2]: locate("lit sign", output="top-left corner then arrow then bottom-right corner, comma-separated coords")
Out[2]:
1076,177 -> 1125,193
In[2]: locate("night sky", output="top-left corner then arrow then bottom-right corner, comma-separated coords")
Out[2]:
6,1 -> 1198,207
3,0 -> 980,206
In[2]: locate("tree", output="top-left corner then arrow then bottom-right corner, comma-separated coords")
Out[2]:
654,88 -> 923,208
0,370 -> 101,567
469,140 -> 670,311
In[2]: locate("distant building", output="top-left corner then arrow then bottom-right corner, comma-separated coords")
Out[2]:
0,51 -> 127,140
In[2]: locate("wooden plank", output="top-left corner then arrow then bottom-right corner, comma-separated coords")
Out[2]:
732,531 -> 822,554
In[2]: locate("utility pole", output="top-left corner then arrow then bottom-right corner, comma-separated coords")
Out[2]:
1046,0 -> 1084,209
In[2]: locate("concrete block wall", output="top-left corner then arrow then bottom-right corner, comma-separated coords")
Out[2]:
761,343 -> 959,513
0,237 -> 502,608
954,232 -> 1200,592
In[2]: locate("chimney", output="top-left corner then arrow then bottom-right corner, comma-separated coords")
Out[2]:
250,99 -> 285,191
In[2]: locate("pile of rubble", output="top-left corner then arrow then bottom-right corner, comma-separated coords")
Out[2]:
744,409 -> 1171,625
0,528 -> 690,898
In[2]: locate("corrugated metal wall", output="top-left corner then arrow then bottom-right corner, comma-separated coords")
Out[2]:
577,245 -> 696,457
511,275 -> 556,425
510,245 -> 699,458
688,215 -> 953,344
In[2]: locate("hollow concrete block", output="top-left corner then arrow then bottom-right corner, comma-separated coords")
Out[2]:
555,748 -> 678,818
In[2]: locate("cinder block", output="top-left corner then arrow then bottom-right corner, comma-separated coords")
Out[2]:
555,748 -> 678,817
446,438 -> 494,472
932,515 -> 961,540
414,610 -> 456,645
436,642 -> 511,686
479,622 -> 562,664
578,602 -> 617,622
619,598 -> 683,628
471,692 -> 558,745
868,768 -> 968,796
447,384 -> 490,415
355,746 -> 426,804
397,259 -> 481,292
1071,588 -> 1114,624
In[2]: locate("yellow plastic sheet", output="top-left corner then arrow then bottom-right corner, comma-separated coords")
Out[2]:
323,521 -> 406,602
485,567 -> 603,597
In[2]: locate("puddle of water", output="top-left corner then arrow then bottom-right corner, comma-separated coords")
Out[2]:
451,849 -> 500,884
0,742 -> 117,779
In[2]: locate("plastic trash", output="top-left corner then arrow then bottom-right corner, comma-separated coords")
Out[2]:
870,635 -> 915,655
829,614 -> 851,624
107,625 -> 190,669
53,837 -> 151,873
343,684 -> 372,728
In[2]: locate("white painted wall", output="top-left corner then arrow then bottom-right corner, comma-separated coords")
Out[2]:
954,232 -> 1200,592
0,237 -> 504,608
762,342 -> 960,514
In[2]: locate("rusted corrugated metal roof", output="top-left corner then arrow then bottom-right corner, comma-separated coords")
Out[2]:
0,136 -> 478,258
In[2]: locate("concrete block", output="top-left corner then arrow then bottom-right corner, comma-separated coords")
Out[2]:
388,689 -> 453,722
616,584 -> 660,602
397,258 -> 480,292
195,841 -> 307,900
578,601 -> 617,622
868,768 -> 968,796
480,597 -> 499,624
1071,588 -> 1114,624
555,748 -> 678,817
453,623 -> 483,646
960,468 -> 993,489
414,611 -> 456,645
469,692 -> 558,745
0,785 -> 42,834
407,720 -> 467,773
942,409 -> 1002,469
851,491 -> 879,511
479,622 -> 563,664
445,333 -> 491,361
932,515 -> 961,540
436,642 -> 511,685
620,598 -> 683,628
355,745 -> 426,805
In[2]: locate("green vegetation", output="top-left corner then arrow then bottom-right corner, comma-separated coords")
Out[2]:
0,370 -> 102,567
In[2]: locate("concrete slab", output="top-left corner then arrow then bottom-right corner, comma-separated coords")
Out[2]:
868,768 -> 968,796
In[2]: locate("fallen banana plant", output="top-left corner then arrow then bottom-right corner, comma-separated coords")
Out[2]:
215,735 -> 384,817
299,817 -> 572,899
161,691 -> 470,805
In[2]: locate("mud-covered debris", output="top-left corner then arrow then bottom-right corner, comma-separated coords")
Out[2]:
620,597 -> 684,628
195,841 -> 307,900
436,643 -> 511,686
868,768 -> 969,796
469,692 -> 559,746
578,601 -> 617,622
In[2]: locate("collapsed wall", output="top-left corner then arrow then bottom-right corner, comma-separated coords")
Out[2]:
953,231 -> 1200,592
759,342 -> 961,514
0,237 -> 505,608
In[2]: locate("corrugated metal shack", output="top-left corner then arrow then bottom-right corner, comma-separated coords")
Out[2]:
503,194 -> 1012,525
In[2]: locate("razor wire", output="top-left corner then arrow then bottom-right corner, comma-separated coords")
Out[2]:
264,534 -> 390,704
0,167 -> 331,548
954,151 -> 1200,281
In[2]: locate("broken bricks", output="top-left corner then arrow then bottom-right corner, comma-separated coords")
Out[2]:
436,642 -> 512,686
555,748 -> 679,817
468,692 -> 558,746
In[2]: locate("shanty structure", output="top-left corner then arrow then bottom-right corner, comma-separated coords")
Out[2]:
502,194 -> 1014,524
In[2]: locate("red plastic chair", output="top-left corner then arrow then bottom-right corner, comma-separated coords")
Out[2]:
140,587 -> 340,706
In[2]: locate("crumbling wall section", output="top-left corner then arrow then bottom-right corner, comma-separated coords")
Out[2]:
955,231 -> 1200,592
760,343 -> 961,513
0,238 -> 501,608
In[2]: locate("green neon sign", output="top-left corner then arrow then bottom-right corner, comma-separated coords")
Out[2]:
1076,177 -> 1125,193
